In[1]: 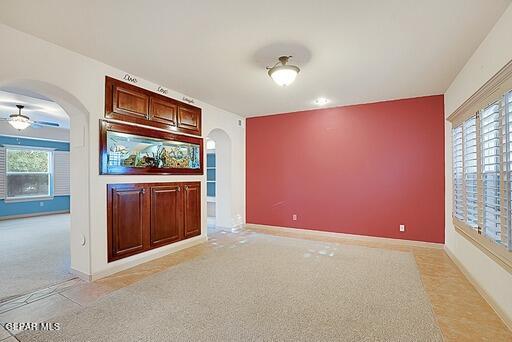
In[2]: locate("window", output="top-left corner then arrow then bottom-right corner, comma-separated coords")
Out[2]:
448,61 -> 512,273
451,88 -> 512,273
6,148 -> 51,200
207,152 -> 216,197
480,102 -> 501,243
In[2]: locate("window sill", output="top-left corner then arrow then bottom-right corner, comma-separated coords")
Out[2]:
4,196 -> 54,203
453,218 -> 512,274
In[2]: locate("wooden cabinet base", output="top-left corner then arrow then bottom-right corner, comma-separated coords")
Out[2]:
107,182 -> 201,262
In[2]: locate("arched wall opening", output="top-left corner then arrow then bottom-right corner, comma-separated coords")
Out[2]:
0,79 -> 91,276
206,128 -> 233,229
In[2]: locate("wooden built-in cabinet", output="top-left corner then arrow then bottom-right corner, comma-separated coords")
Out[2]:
105,76 -> 201,136
107,182 -> 201,262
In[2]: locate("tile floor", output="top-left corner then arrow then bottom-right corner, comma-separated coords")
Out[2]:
0,226 -> 510,341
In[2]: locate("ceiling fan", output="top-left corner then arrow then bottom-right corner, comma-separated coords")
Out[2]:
0,105 -> 60,130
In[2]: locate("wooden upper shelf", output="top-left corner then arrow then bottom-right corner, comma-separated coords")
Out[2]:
104,76 -> 202,136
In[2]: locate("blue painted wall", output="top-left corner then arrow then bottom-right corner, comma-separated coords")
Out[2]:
0,135 -> 70,218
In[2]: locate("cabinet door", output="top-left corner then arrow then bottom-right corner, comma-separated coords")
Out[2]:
150,185 -> 181,247
105,77 -> 150,122
107,184 -> 147,262
149,97 -> 177,126
183,182 -> 201,239
113,84 -> 150,120
177,106 -> 201,136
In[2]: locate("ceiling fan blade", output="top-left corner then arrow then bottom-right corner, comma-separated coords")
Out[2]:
32,120 -> 60,127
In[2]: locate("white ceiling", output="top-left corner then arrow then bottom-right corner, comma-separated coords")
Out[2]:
0,0 -> 510,116
0,90 -> 70,129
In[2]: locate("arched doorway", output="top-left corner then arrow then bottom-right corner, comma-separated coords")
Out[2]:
0,79 -> 91,288
206,128 -> 232,230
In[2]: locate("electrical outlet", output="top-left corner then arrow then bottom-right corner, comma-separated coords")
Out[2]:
399,224 -> 405,232
292,214 -> 297,221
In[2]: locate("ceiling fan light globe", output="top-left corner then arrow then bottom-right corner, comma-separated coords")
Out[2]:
8,115 -> 31,130
268,65 -> 300,87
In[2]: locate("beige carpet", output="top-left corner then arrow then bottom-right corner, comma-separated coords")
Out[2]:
0,214 -> 72,301
20,232 -> 442,341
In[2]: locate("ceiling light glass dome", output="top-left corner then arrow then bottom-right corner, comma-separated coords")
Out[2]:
267,56 -> 300,87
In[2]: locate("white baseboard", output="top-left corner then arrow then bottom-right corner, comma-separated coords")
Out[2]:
0,210 -> 70,221
245,223 -> 444,249
70,267 -> 92,282
444,246 -> 512,331
90,235 -> 208,281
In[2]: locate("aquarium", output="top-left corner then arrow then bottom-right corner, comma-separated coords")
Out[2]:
100,121 -> 203,175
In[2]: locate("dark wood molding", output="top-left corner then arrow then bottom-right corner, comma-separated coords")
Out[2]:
99,120 -> 204,175
105,76 -> 202,136
107,182 -> 201,262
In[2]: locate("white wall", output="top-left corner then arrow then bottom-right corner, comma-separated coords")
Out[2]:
0,24 -> 245,278
444,4 -> 512,323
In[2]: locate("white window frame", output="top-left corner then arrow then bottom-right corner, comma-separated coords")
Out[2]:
447,60 -> 512,274
450,92 -> 512,274
4,145 -> 55,202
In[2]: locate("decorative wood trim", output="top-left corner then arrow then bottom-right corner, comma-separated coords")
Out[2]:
245,224 -> 444,249
447,59 -> 512,125
453,218 -> 512,274
444,246 -> 512,331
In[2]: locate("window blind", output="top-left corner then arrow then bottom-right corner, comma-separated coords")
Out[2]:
463,116 -> 478,228
452,89 -> 512,267
453,126 -> 464,220
449,61 -> 512,272
480,102 -> 502,243
0,147 -> 5,199
504,90 -> 512,250
53,151 -> 70,196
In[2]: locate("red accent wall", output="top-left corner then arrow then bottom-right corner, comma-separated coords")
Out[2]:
246,95 -> 445,243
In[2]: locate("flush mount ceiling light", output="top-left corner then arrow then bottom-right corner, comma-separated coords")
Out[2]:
267,56 -> 300,87
314,97 -> 330,106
